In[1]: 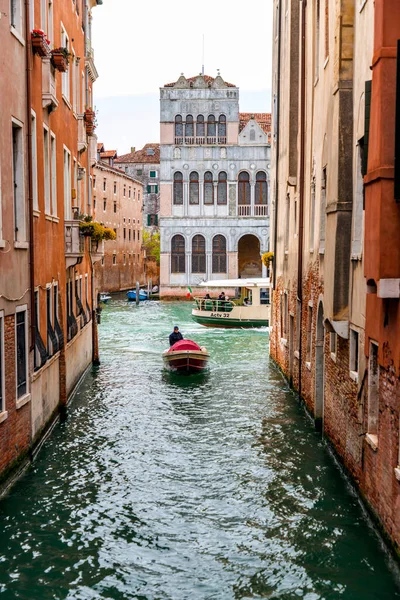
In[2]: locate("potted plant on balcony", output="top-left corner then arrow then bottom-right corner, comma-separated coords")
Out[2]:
51,47 -> 70,72
261,251 -> 274,268
84,108 -> 97,135
79,217 -> 116,251
31,30 -> 51,57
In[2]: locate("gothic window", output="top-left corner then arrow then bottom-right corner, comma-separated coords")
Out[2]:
173,171 -> 183,205
189,171 -> 199,204
175,115 -> 183,137
197,115 -> 205,137
212,235 -> 227,273
192,235 -> 206,273
207,114 -> 216,138
238,172 -> 250,205
255,171 -> 267,205
218,115 -> 226,138
204,171 -> 214,205
185,114 -> 194,138
171,234 -> 185,273
217,171 -> 227,204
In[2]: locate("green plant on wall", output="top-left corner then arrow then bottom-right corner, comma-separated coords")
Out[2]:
142,230 -> 160,265
261,251 -> 274,267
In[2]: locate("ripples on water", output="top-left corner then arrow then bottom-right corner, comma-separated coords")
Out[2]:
0,299 -> 399,600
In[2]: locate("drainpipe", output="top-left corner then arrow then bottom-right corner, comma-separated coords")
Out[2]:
25,0 -> 35,350
272,0 -> 282,290
297,0 -> 307,399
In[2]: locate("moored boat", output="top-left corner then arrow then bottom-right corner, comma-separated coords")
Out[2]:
126,289 -> 148,301
100,292 -> 112,303
163,339 -> 209,374
191,278 -> 271,328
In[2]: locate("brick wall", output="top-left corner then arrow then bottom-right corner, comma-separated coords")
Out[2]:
0,315 -> 31,481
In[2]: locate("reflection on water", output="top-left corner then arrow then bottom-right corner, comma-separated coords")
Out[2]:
0,298 -> 399,600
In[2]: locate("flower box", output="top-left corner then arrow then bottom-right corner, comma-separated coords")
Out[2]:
51,48 -> 69,72
31,30 -> 50,57
84,109 -> 96,135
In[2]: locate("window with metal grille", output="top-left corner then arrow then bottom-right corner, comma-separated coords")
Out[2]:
204,172 -> 214,205
189,171 -> 199,205
212,235 -> 227,273
175,115 -> 183,137
16,309 -> 27,398
185,115 -> 194,137
207,114 -> 216,137
238,172 -> 250,205
196,115 -> 205,137
255,171 -> 268,205
192,235 -> 206,273
171,234 -> 185,273
217,171 -> 227,204
173,172 -> 183,205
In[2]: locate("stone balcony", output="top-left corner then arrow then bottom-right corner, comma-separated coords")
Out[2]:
78,116 -> 88,153
238,205 -> 268,217
174,136 -> 226,146
42,58 -> 58,112
65,220 -> 84,268
90,240 -> 104,264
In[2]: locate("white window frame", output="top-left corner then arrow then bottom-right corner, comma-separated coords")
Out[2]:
61,24 -> 70,103
50,132 -> 57,216
349,327 -> 359,381
366,340 -> 379,449
15,304 -> 29,404
12,118 -> 26,243
149,170 -> 158,178
63,146 -> 71,220
10,0 -> 23,34
31,110 -> 38,212
330,331 -> 337,362
43,125 -> 51,215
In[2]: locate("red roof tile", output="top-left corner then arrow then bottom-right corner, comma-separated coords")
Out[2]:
164,74 -> 236,88
239,113 -> 271,135
100,150 -> 117,159
115,143 -> 160,165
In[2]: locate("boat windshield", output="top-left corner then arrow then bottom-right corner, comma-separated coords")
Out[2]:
195,299 -> 235,312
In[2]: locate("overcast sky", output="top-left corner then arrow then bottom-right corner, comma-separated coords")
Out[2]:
92,0 -> 273,154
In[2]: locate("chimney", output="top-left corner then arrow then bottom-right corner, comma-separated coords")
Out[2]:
131,147 -> 135,153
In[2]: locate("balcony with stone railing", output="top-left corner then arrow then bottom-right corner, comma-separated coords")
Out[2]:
174,136 -> 226,146
42,58 -> 58,111
238,205 -> 268,217
65,220 -> 84,268
90,239 -> 104,264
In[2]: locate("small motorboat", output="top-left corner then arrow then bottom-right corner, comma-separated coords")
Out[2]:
126,289 -> 148,301
100,293 -> 112,303
162,339 -> 210,374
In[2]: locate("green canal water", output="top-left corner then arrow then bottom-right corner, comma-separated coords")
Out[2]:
0,299 -> 400,600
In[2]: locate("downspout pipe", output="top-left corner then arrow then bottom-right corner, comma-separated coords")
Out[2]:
25,0 -> 35,350
297,0 -> 307,399
272,0 -> 282,290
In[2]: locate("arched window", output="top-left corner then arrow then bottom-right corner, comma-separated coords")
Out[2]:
189,171 -> 199,204
173,171 -> 183,205
171,234 -> 185,273
212,235 -> 227,273
175,115 -> 183,138
255,172 -> 267,204
217,171 -> 227,205
204,171 -> 214,205
192,235 -> 206,273
207,114 -> 216,138
238,172 -> 250,205
196,115 -> 205,137
185,115 -> 194,138
218,115 -> 226,139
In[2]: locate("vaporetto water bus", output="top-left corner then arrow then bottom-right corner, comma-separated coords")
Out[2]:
191,278 -> 271,328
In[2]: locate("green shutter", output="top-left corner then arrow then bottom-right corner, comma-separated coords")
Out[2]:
155,214 -> 158,226
147,214 -> 151,226
147,184 -> 151,193
155,185 -> 158,194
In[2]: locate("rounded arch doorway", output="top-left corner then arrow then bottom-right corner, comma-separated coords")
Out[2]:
238,234 -> 262,278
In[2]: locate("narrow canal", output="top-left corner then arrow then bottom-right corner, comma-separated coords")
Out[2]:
1,300 -> 400,600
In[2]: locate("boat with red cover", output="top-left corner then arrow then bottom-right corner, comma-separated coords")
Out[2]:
162,339 -> 210,374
